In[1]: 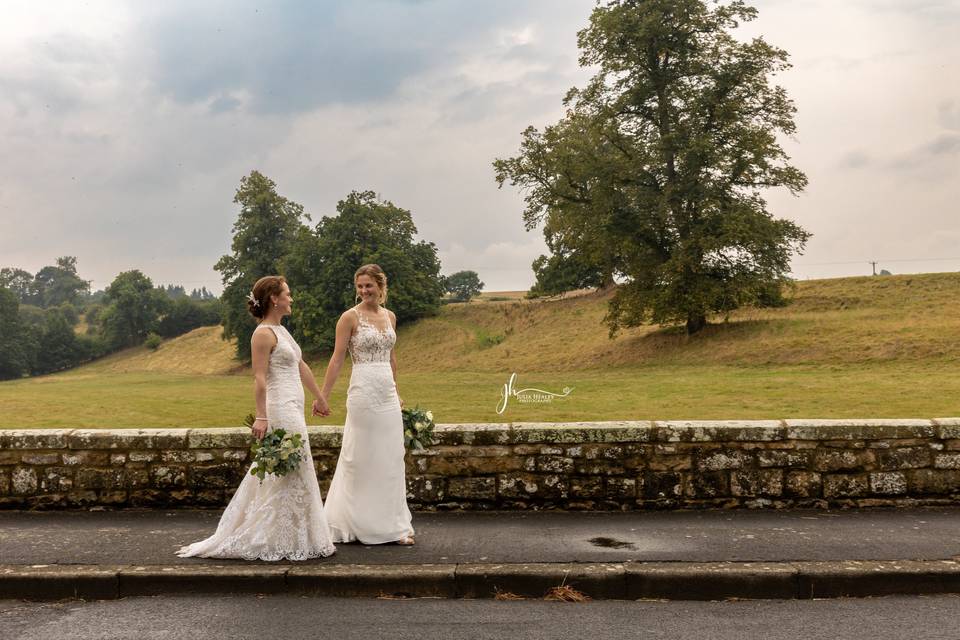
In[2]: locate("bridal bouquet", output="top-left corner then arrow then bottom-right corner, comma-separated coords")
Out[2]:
248,427 -> 305,483
402,406 -> 436,451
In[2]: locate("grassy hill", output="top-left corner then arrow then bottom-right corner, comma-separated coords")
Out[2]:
3,273 -> 959,427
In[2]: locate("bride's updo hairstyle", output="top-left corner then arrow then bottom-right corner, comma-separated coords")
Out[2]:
354,264 -> 388,305
247,275 -> 287,319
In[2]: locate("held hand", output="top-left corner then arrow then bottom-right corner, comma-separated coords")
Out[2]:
251,419 -> 267,440
312,397 -> 331,417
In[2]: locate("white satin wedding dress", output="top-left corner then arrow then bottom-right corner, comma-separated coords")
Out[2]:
324,306 -> 414,544
176,323 -> 336,561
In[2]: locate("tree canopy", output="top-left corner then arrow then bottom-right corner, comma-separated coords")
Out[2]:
214,171 -> 308,359
494,0 -> 810,334
286,190 -> 444,352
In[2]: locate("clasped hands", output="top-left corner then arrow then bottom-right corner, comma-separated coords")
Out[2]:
312,396 -> 331,417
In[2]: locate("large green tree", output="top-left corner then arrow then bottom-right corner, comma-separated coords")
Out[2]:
98,270 -> 170,349
0,268 -> 36,305
444,270 -> 485,302
0,288 -> 30,379
215,171 -> 309,360
33,257 -> 91,308
286,191 -> 445,352
494,0 -> 809,335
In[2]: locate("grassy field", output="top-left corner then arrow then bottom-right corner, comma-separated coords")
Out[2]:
2,272 -> 959,428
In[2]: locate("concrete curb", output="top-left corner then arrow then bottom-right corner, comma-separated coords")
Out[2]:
3,561 -> 960,601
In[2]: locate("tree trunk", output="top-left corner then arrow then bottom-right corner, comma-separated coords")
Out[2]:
686,312 -> 707,335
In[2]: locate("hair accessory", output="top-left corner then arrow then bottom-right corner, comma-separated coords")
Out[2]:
247,291 -> 260,307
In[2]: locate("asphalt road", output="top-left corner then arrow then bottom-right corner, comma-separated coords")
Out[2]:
2,594 -> 960,640
3,508 -> 960,566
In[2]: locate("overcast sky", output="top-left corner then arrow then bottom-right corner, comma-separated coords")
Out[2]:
1,0 -> 958,293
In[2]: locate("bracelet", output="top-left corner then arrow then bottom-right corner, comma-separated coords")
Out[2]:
254,417 -> 267,422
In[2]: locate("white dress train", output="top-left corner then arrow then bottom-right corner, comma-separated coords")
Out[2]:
324,306 -> 414,544
176,323 -> 336,561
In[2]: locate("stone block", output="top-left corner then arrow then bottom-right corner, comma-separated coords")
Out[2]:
730,469 -> 784,497
223,449 -> 249,461
110,454 -> 127,466
0,471 -> 9,496
823,474 -> 869,498
11,467 -> 38,495
644,455 -> 692,472
151,465 -> 187,489
191,464 -> 243,489
128,451 -> 157,462
406,476 -> 444,502
21,452 -> 60,465
785,419 -> 935,441
907,469 -> 960,494
869,471 -> 907,495
446,477 -> 496,500
934,418 -> 960,440
161,450 -> 196,463
698,450 -> 753,471
756,450 -> 810,468
536,456 -> 574,473
499,473 -> 546,498
655,420 -> 785,443
569,476 -> 605,499
0,450 -> 21,464
642,472 -> 683,499
76,468 -> 125,490
686,471 -> 728,498
574,460 -> 626,476
877,446 -> 932,470
0,430 -> 72,449
39,467 -> 74,492
61,451 -> 110,466
606,477 -> 637,499
68,429 -> 158,450
126,468 -> 151,488
785,471 -> 821,498
186,428 -> 250,449
934,453 -> 960,469
813,450 -> 873,472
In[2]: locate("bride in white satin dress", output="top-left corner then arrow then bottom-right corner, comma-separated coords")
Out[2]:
176,276 -> 336,561
319,264 -> 415,545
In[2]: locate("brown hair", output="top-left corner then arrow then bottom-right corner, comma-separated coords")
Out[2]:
247,275 -> 287,319
354,264 -> 388,304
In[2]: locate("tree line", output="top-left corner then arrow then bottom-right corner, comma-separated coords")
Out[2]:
0,260 -> 221,380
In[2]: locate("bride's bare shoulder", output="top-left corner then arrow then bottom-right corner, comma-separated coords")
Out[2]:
338,308 -> 360,325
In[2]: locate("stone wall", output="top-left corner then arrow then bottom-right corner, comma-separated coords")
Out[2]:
2,419 -> 959,510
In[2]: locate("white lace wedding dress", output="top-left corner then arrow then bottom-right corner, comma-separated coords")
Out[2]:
324,306 -> 414,544
176,323 -> 336,561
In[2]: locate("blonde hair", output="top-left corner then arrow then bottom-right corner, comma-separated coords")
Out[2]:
354,264 -> 388,305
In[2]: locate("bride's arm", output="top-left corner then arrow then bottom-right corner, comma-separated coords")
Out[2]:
388,310 -> 402,407
250,329 -> 275,440
319,312 -> 354,402
298,359 -> 325,410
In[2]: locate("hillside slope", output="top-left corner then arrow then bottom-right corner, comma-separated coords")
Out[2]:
67,272 -> 960,377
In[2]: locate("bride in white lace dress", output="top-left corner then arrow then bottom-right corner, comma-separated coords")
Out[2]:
319,264 -> 415,545
176,276 -> 336,561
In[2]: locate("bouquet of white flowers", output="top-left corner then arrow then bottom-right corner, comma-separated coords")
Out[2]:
248,428 -> 305,483
401,406 -> 436,451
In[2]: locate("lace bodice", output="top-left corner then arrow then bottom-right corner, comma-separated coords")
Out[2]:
348,306 -> 395,364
